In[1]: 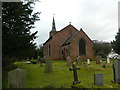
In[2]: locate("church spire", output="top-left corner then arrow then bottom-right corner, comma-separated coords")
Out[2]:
50,15 -> 57,37
51,15 -> 56,31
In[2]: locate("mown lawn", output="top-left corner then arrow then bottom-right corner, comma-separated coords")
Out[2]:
3,60 -> 120,88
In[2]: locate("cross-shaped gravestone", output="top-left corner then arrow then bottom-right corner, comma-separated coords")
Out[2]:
69,63 -> 80,85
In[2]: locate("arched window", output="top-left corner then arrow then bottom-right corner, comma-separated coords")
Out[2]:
79,38 -> 86,55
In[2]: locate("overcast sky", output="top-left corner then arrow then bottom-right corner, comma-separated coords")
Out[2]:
31,0 -> 120,46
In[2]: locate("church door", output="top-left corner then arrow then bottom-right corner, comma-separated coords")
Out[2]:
79,38 -> 86,55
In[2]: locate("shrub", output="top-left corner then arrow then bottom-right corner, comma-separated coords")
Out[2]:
30,60 -> 38,64
102,64 -> 108,68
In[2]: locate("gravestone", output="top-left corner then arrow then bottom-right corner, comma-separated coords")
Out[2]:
96,56 -> 100,64
87,59 -> 90,65
69,63 -> 80,85
100,60 -> 102,63
113,60 -> 120,83
8,68 -> 26,88
76,55 -> 82,65
45,61 -> 52,73
94,73 -> 103,86
107,56 -> 110,63
67,56 -> 72,66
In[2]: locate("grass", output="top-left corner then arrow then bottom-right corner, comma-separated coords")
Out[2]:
2,59 -> 120,88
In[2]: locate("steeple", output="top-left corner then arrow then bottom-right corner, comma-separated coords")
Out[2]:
50,15 -> 57,37
51,16 -> 56,31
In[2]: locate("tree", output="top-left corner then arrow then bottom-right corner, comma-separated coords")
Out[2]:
2,2 -> 40,66
93,41 -> 112,58
112,28 -> 120,54
35,44 -> 44,59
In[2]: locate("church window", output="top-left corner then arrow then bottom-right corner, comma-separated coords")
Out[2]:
79,38 -> 86,55
61,50 -> 64,55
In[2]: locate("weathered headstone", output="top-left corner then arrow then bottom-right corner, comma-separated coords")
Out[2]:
94,73 -> 103,86
100,60 -> 102,63
45,61 -> 52,73
76,55 -> 82,65
69,63 -> 80,85
107,56 -> 110,63
87,59 -> 90,65
113,60 -> 120,83
96,56 -> 100,64
67,56 -> 72,66
8,68 -> 26,88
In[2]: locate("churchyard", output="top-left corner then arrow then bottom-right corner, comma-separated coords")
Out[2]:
3,59 -> 120,88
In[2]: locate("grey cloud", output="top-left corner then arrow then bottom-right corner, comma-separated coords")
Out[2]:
31,0 -> 120,46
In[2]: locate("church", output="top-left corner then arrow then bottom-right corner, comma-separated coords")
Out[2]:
43,17 -> 94,61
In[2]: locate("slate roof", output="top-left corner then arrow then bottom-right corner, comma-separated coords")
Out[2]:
43,36 -> 52,45
61,32 -> 79,46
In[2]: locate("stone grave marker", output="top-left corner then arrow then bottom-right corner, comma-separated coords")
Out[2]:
76,55 -> 82,65
113,60 -> 120,83
87,59 -> 90,65
94,73 -> 103,86
100,60 -> 102,63
66,56 -> 72,66
69,63 -> 80,85
8,68 -> 26,88
96,56 -> 100,64
45,60 -> 52,73
107,55 -> 110,63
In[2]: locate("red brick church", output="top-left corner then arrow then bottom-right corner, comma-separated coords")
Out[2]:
43,17 -> 94,61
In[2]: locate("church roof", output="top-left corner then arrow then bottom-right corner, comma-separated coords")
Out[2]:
44,24 -> 78,45
61,32 -> 79,46
43,36 -> 52,45
61,28 -> 93,46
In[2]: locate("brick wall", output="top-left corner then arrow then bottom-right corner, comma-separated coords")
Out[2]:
44,25 -> 94,60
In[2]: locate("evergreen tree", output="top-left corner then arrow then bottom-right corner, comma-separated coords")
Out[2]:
2,2 -> 40,65
112,28 -> 120,54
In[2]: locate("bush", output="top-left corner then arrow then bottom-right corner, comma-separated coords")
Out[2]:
102,64 -> 108,68
30,60 -> 38,64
